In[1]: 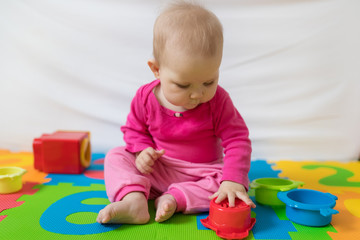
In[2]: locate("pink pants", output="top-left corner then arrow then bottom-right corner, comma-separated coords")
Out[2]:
104,146 -> 223,214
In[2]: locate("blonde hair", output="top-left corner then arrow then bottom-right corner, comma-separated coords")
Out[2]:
153,1 -> 223,64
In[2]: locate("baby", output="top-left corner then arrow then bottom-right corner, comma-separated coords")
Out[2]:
97,1 -> 255,225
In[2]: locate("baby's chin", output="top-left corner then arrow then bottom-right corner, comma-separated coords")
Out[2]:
183,103 -> 200,110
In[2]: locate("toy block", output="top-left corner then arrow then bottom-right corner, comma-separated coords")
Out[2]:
33,131 -> 91,174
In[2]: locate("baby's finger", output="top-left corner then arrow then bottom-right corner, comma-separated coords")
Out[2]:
156,149 -> 165,157
214,192 -> 227,204
148,148 -> 162,161
136,164 -> 146,174
227,192 -> 236,207
209,192 -> 219,200
144,157 -> 155,167
145,148 -> 157,159
142,162 -> 154,174
236,192 -> 256,208
137,160 -> 152,174
143,167 -> 153,174
135,160 -> 144,173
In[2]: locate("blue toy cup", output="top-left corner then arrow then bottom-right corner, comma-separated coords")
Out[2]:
278,189 -> 339,227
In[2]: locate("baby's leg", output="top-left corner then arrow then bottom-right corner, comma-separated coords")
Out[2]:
98,147 -> 152,224
169,175 -> 222,214
154,194 -> 177,222
103,147 -> 152,203
97,192 -> 149,224
154,174 -> 221,222
149,156 -> 223,220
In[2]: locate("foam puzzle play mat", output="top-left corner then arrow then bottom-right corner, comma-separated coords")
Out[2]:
1,149 -> 359,240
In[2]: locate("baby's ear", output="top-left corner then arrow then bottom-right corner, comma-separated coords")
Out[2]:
147,59 -> 160,79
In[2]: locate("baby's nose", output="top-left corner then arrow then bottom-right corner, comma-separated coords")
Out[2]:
190,88 -> 204,99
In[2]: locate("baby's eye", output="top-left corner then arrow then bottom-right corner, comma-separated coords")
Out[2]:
204,81 -> 214,86
176,83 -> 190,89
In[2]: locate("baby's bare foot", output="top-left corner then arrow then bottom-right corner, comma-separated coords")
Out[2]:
97,192 -> 150,224
155,194 -> 177,222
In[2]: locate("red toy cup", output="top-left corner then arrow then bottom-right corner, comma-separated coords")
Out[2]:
201,198 -> 256,239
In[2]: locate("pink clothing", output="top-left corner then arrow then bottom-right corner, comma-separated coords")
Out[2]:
105,147 -> 223,213
104,80 -> 252,213
121,80 -> 251,185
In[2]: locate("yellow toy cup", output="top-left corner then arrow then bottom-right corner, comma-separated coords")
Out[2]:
0,167 -> 27,194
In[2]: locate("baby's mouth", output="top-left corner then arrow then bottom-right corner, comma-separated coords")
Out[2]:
188,101 -> 200,108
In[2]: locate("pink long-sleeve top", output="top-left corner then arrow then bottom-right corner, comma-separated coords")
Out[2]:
121,80 -> 252,187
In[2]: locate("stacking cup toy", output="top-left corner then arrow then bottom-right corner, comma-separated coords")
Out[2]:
201,198 -> 256,239
0,167 -> 27,194
278,189 -> 339,226
250,178 -> 303,206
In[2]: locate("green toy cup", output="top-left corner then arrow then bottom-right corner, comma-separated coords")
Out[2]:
250,178 -> 303,207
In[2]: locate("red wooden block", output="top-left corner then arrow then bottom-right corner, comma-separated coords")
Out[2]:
33,131 -> 91,174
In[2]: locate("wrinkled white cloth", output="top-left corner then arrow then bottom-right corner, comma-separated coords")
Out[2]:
1,0 -> 359,161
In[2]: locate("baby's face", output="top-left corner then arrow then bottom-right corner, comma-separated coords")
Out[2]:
158,50 -> 222,110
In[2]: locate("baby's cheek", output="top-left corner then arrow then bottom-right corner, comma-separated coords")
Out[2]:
168,94 -> 186,106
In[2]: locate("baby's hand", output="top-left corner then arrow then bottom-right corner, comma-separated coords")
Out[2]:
135,147 -> 165,174
209,181 -> 256,208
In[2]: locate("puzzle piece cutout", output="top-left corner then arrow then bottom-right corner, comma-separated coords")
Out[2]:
288,221 -> 336,240
249,160 -> 282,181
0,182 -> 39,213
84,158 -> 105,179
0,183 -> 117,239
251,198 -> 297,239
345,199 -> 360,218
303,164 -> 360,187
327,191 -> 360,240
40,190 -> 120,234
272,161 -> 360,194
196,212 -> 210,230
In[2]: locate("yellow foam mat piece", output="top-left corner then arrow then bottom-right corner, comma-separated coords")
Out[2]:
0,150 -> 49,184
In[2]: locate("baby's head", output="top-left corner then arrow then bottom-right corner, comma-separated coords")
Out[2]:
152,1 -> 223,65
148,1 -> 223,110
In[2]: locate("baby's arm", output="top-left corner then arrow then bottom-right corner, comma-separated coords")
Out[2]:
135,147 -> 165,174
211,89 -> 254,207
121,85 -> 157,154
210,181 -> 256,208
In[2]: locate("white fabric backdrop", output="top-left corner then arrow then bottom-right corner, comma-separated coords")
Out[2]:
1,0 -> 359,161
